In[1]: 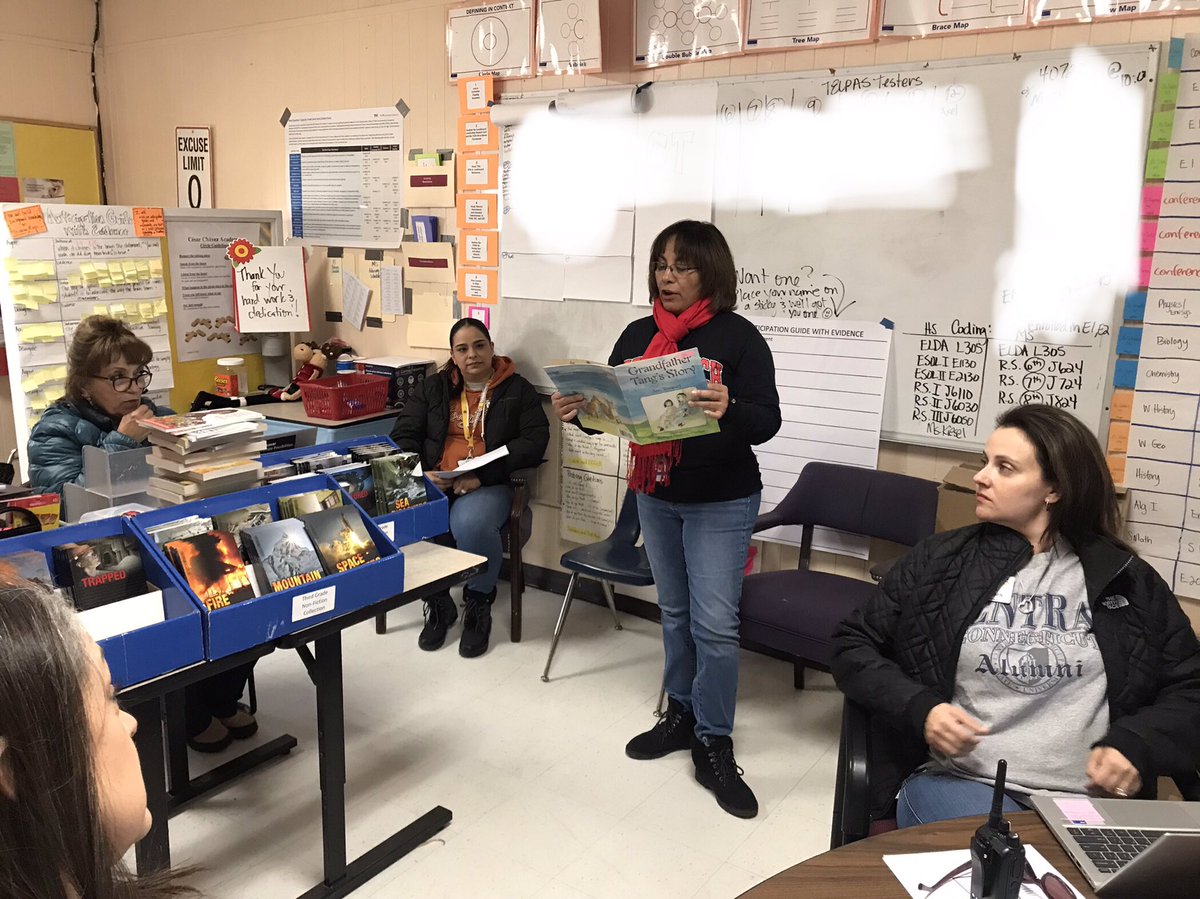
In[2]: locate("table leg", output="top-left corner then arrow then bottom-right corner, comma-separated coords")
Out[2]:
132,697 -> 171,873
314,631 -> 348,883
165,688 -> 190,796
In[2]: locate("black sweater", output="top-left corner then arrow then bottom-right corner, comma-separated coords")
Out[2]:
833,524 -> 1200,818
390,369 -> 549,486
606,312 -> 781,503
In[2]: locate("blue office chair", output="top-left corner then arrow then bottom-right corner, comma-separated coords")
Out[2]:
541,489 -> 653,682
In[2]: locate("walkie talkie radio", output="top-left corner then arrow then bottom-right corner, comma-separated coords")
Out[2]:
970,759 -> 1025,899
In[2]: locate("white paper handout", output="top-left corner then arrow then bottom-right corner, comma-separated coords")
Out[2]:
342,269 -> 370,330
429,445 -> 510,479
883,846 -> 1085,899
380,264 -> 405,315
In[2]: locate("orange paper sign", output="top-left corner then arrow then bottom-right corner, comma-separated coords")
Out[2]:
456,193 -> 497,230
132,207 -> 166,238
458,76 -> 495,114
457,267 -> 498,304
1109,388 -> 1134,422
460,230 -> 498,267
1107,420 -> 1130,455
457,112 -> 497,152
457,153 -> 498,190
3,205 -> 48,239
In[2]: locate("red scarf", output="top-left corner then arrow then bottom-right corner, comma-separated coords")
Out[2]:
627,298 -> 716,494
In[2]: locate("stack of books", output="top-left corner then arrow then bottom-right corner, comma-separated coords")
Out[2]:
143,409 -> 268,504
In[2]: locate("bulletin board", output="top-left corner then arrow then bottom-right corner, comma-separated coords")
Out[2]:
496,44 -> 1159,453
0,118 -> 102,205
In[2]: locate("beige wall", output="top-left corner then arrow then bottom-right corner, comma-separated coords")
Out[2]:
0,0 -> 98,125
96,3 -> 1200,615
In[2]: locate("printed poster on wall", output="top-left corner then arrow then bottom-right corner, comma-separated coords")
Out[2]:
228,241 -> 311,333
167,220 -> 262,362
285,107 -> 404,248
449,1 -> 535,80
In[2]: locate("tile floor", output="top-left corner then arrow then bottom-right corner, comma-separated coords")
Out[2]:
161,587 -> 843,898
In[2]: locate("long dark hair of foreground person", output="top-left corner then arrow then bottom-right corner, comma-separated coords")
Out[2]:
0,583 -> 197,898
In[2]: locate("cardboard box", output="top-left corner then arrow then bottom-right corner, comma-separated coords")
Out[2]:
937,463 -> 979,533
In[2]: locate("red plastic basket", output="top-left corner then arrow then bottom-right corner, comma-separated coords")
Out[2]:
297,373 -> 390,421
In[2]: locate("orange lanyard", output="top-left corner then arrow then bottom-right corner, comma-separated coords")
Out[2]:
460,382 -> 490,459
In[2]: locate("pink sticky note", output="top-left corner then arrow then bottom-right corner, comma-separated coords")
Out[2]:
1142,220 -> 1158,252
1140,255 -> 1153,287
1054,798 -> 1106,826
1142,184 -> 1164,217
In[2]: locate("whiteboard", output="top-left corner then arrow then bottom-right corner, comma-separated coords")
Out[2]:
496,44 -> 1157,451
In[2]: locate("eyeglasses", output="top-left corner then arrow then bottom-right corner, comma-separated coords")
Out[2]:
918,858 -> 1075,898
91,369 -> 153,393
653,262 -> 698,276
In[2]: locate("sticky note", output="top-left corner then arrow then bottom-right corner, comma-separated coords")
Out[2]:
136,260 -> 150,277
1117,326 -> 1143,356
3,205 -> 47,239
1110,389 -> 1134,422
132,207 -> 166,238
1170,37 -> 1185,71
92,304 -> 109,317
1146,147 -> 1169,181
1159,71 -> 1181,109
149,259 -> 163,278
122,261 -> 138,280
1151,110 -> 1176,144
1107,421 -> 1130,455
1114,359 -> 1138,389
153,299 -> 167,315
1139,255 -> 1152,288
1141,221 -> 1157,253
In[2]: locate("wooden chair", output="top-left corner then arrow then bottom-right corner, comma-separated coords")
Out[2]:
374,467 -> 536,643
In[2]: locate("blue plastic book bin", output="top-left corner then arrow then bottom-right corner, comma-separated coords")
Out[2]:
258,436 -> 449,546
0,518 -> 205,688
130,474 -> 406,660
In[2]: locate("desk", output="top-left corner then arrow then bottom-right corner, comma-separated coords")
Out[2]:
122,541 -> 486,899
258,401 -> 399,444
741,812 -> 1095,898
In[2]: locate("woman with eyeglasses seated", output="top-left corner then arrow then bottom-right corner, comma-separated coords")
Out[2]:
833,404 -> 1200,829
28,315 -> 258,755
551,220 -> 781,820
29,315 -> 168,501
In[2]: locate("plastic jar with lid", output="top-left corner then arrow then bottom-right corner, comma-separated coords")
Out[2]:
214,357 -> 249,398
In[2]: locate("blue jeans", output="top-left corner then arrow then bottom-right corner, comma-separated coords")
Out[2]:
449,484 -> 512,593
636,491 -> 760,740
897,770 -> 1029,828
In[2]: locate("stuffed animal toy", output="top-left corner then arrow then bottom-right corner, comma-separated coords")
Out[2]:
268,341 -> 326,401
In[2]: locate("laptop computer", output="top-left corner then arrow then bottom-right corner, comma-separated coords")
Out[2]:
1030,793 -> 1200,896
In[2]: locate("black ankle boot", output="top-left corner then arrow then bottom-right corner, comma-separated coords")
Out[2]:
625,697 -> 696,760
418,591 -> 457,651
692,734 -> 758,819
459,586 -> 496,658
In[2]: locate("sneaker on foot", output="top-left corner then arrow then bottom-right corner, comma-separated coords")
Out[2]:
459,587 -> 494,658
625,697 -> 696,760
418,592 -> 458,651
693,734 -> 758,819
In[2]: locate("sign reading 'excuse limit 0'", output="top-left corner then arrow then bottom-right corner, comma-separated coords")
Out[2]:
176,127 -> 213,209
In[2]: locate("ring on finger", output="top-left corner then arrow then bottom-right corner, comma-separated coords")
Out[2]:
1115,787 -> 1128,797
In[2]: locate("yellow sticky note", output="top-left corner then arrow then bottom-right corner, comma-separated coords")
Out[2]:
42,283 -> 57,301
67,275 -> 81,287
138,301 -> 154,320
149,259 -> 163,278
79,262 -> 96,279
108,263 -> 125,284
122,261 -> 138,279
3,259 -> 20,274
92,304 -> 109,317
44,385 -> 64,402
136,260 -> 151,278
98,274 -> 112,288
20,376 -> 37,392
153,299 -> 167,315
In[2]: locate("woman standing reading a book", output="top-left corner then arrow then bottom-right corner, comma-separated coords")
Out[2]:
0,582 -> 196,896
392,318 -> 549,658
28,316 -> 257,754
552,220 -> 781,819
